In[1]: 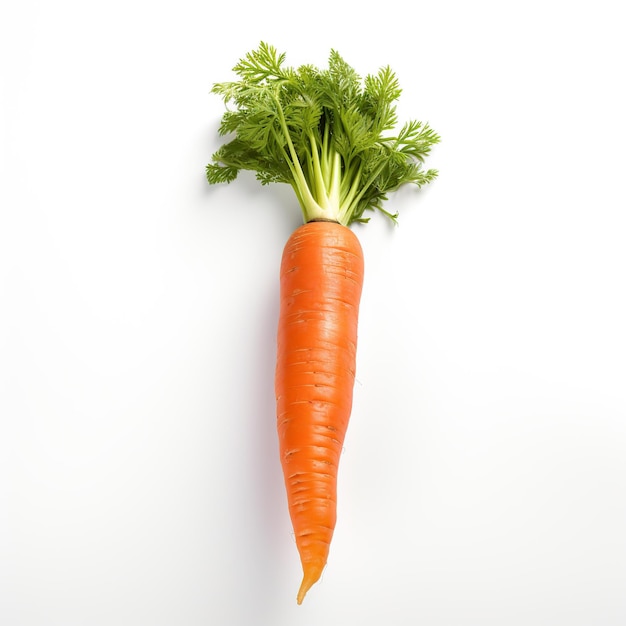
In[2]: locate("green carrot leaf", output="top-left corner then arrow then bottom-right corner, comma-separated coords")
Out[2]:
207,42 -> 439,225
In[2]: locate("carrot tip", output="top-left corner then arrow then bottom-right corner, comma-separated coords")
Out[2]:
296,561 -> 325,604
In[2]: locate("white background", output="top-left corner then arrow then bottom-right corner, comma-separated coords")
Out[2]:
2,1 -> 625,624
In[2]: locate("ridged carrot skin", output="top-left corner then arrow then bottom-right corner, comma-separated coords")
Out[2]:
275,220 -> 364,604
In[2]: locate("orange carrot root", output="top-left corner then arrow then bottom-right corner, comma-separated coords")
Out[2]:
276,221 -> 364,603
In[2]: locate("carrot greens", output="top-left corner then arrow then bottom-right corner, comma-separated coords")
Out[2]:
206,42 -> 439,226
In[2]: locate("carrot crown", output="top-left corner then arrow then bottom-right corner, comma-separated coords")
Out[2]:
207,42 -> 439,226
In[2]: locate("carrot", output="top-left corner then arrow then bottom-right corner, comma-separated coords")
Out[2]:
206,43 -> 439,602
276,221 -> 364,603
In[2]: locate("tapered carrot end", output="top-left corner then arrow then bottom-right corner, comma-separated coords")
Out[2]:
296,561 -> 325,604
